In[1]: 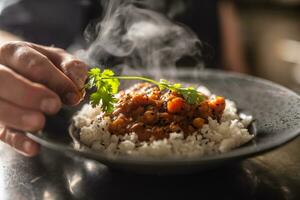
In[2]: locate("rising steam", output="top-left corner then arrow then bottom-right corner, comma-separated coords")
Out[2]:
81,0 -> 204,78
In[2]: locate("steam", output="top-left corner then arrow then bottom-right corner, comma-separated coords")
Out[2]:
81,0 -> 204,78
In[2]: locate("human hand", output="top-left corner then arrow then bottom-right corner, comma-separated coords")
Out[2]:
0,41 -> 88,156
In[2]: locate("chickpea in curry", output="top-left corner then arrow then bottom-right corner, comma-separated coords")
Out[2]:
108,83 -> 225,141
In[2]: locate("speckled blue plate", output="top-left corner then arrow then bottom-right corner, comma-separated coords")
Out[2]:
26,69 -> 300,174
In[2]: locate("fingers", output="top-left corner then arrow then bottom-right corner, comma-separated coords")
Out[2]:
60,58 -> 88,90
0,41 -> 86,157
0,98 -> 45,132
28,43 -> 88,90
0,42 -> 81,105
0,125 -> 40,157
0,64 -> 61,114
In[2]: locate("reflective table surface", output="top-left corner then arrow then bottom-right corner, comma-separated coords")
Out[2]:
0,136 -> 300,200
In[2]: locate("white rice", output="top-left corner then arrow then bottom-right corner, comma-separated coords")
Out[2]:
73,87 -> 254,158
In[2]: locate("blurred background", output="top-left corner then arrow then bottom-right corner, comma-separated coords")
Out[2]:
236,0 -> 300,93
0,0 -> 299,92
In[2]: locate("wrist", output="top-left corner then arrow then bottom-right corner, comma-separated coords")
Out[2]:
0,31 -> 23,44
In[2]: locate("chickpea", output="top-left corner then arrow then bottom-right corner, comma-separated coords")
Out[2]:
152,127 -> 167,140
159,112 -> 173,124
109,116 -> 127,135
112,107 -> 123,116
138,129 -> 152,141
192,117 -> 205,129
132,95 -> 149,105
112,117 -> 125,127
143,110 -> 158,124
132,106 -> 144,118
198,101 -> 212,118
130,122 -> 145,134
169,123 -> 181,132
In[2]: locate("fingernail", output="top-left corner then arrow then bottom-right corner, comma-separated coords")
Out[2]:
22,140 -> 32,154
22,114 -> 44,131
40,98 -> 61,113
0,126 -> 4,133
64,92 -> 80,105
0,126 -> 5,139
69,68 -> 87,89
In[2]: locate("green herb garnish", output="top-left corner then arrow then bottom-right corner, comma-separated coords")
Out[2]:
86,68 -> 206,112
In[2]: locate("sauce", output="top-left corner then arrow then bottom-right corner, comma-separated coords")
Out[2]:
108,83 -> 225,141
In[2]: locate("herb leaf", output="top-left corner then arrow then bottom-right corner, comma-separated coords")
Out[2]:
86,68 -> 205,113
158,79 -> 205,104
178,87 -> 206,104
87,68 -> 120,112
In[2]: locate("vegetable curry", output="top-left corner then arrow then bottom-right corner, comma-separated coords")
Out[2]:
108,83 -> 225,141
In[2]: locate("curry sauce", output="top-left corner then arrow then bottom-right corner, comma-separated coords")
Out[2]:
108,83 -> 225,141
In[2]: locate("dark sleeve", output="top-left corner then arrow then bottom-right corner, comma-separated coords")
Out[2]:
0,0 -> 96,48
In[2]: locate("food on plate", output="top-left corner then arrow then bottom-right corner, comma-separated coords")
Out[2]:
72,69 -> 253,157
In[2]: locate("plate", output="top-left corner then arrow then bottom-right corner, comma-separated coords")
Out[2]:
26,69 -> 300,174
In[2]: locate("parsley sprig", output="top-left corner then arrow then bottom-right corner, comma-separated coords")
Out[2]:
86,68 -> 206,113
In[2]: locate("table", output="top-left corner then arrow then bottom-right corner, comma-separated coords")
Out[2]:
0,135 -> 299,200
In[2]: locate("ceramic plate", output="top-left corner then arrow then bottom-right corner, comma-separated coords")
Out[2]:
26,69 -> 300,174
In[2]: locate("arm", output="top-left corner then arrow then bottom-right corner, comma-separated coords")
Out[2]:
0,30 -> 22,43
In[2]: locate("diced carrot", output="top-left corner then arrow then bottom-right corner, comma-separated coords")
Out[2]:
167,97 -> 185,113
209,96 -> 225,112
208,96 -> 226,119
